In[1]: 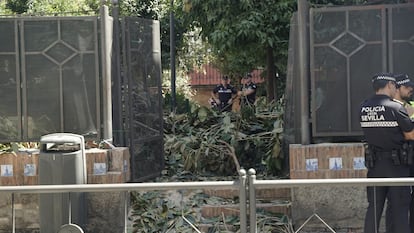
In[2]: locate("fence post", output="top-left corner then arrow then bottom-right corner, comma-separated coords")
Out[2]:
248,168 -> 257,233
239,169 -> 247,233
100,5 -> 113,140
297,0 -> 310,144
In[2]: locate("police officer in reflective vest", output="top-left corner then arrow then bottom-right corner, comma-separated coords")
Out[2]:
360,73 -> 414,233
385,74 -> 414,233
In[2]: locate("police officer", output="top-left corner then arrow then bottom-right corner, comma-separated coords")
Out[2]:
360,73 -> 414,233
396,74 -> 414,233
396,74 -> 414,118
238,73 -> 257,107
211,75 -> 237,112
385,73 -> 414,233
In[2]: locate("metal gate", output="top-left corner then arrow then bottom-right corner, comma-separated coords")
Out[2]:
122,17 -> 164,181
0,16 -> 101,142
310,3 -> 414,137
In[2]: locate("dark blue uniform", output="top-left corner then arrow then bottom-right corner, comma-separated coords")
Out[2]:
360,94 -> 413,233
241,82 -> 257,106
213,84 -> 237,112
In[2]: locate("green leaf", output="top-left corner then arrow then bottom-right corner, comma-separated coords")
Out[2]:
198,107 -> 208,122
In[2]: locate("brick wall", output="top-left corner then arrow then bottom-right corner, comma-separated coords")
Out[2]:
289,143 -> 367,179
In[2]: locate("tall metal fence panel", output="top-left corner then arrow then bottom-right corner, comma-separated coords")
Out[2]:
389,4 -> 414,77
0,17 -> 101,142
0,19 -> 20,141
310,5 -> 387,137
284,12 -> 303,147
306,3 -> 414,138
122,17 -> 164,182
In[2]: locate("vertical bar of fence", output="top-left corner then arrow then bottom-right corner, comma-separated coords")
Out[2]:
239,169 -> 247,233
297,0 -> 310,144
124,191 -> 128,233
12,193 -> 15,233
248,169 -> 257,233
100,5 -> 113,140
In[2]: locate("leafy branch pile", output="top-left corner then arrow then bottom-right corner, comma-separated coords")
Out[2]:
130,190 -> 255,233
126,96 -> 291,232
163,97 -> 285,178
130,191 -> 201,233
0,142 -> 39,154
130,189 -> 294,233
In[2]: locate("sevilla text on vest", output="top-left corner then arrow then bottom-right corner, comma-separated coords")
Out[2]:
361,114 -> 385,121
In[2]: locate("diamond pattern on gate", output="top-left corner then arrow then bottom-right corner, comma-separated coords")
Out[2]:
331,32 -> 365,56
45,42 -> 76,64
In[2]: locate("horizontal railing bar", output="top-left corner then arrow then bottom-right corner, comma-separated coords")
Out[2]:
0,181 -> 239,194
254,177 -> 414,188
3,177 -> 414,194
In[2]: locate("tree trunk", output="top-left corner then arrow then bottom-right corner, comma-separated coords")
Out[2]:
266,46 -> 276,101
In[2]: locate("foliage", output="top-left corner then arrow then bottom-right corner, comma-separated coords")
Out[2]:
181,0 -> 297,100
256,210 -> 294,233
163,91 -> 191,114
130,191 -> 202,233
0,0 -> 101,15
0,142 -> 38,155
142,102 -> 292,232
117,0 -> 203,71
4,0 -> 29,14
130,190 -> 293,233
162,67 -> 196,114
119,0 -> 163,19
26,0 -> 99,15
163,96 -> 285,177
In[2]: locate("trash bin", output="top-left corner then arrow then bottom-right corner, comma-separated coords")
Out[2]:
39,133 -> 87,233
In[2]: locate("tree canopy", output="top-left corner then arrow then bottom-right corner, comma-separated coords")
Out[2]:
179,0 -> 296,99
2,0 -> 100,15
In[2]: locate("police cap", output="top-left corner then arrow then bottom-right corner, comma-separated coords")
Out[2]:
395,73 -> 414,88
243,73 -> 252,79
372,73 -> 396,84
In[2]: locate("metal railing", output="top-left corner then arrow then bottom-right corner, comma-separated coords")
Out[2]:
248,168 -> 414,233
1,169 -> 247,233
3,168 -> 414,233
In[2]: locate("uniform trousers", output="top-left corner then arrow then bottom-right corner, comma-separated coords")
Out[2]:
364,155 -> 411,233
219,102 -> 232,112
388,165 -> 414,233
